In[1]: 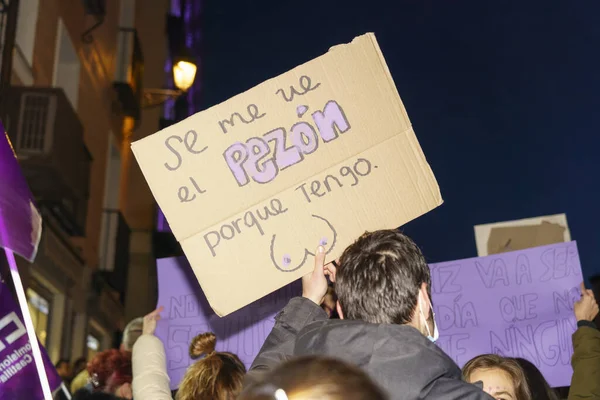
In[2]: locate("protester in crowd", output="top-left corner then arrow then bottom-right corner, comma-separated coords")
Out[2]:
245,230 -> 494,400
463,354 -> 532,400
71,317 -> 143,393
513,358 -> 559,400
568,282 -> 599,400
82,349 -> 133,399
56,358 -> 72,383
239,355 -> 387,400
71,361 -> 91,393
54,358 -> 74,400
73,357 -> 88,378
132,307 -> 246,400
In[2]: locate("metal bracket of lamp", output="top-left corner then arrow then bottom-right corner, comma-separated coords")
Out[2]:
142,53 -> 197,109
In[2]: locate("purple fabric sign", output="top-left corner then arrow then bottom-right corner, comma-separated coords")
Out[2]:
430,241 -> 582,388
0,282 -> 62,399
155,257 -> 301,390
0,121 -> 41,262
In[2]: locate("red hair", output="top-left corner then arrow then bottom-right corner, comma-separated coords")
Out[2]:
87,349 -> 132,393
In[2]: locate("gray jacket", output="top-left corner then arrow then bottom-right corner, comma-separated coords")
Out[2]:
246,297 -> 494,400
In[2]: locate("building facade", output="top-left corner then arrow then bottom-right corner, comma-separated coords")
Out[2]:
0,0 -> 166,364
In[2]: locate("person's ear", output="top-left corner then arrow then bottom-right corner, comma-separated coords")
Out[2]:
419,282 -> 431,319
336,300 -> 345,320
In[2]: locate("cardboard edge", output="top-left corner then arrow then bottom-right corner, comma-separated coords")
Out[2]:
199,267 -> 298,317
473,214 -> 571,257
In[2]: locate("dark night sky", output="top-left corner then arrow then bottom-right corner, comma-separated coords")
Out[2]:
194,0 -> 600,281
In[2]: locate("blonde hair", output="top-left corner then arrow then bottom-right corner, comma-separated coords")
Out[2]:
239,356 -> 387,400
176,333 -> 245,400
463,354 -> 532,400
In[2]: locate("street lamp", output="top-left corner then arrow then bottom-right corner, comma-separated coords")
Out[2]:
142,54 -> 197,109
173,60 -> 196,91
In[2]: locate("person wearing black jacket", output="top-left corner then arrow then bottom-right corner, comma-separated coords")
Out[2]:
244,230 -> 494,400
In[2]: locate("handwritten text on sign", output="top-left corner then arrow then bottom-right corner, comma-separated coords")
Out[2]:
132,34 -> 442,316
157,75 -> 374,265
154,257 -> 300,390
430,242 -> 582,388
162,76 -> 349,198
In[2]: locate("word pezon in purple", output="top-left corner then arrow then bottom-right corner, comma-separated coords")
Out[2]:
223,100 -> 351,187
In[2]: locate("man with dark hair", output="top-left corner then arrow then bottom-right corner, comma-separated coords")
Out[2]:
246,230 -> 493,400
55,358 -> 72,382
54,359 -> 72,400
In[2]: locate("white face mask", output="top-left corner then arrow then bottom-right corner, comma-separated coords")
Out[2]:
419,292 -> 439,343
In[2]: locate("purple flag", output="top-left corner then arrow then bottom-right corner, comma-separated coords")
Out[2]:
0,282 -> 62,399
0,121 -> 41,262
155,257 -> 300,390
430,241 -> 582,388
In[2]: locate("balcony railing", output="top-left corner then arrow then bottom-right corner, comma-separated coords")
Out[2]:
4,86 -> 92,236
113,27 -> 144,121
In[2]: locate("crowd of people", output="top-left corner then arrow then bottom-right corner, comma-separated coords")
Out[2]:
57,230 -> 600,400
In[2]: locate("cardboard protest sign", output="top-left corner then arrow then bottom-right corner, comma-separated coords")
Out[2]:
0,121 -> 42,262
430,241 -> 582,387
0,282 -> 62,399
154,257 -> 300,390
132,33 -> 443,316
474,214 -> 570,257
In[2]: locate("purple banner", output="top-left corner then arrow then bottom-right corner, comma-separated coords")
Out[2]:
431,241 -> 582,388
0,121 -> 41,262
0,282 -> 62,399
155,257 -> 300,390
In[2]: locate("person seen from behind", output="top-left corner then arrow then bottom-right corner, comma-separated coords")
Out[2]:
71,317 -> 143,393
132,307 -> 246,400
245,229 -> 494,400
83,349 -> 133,399
238,355 -> 387,400
463,355 -> 532,400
